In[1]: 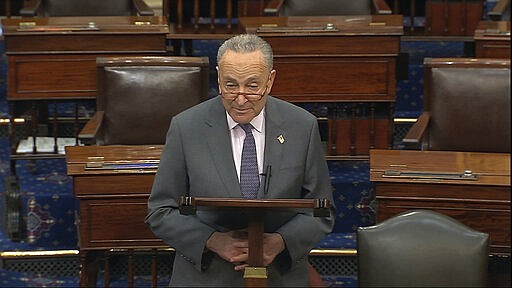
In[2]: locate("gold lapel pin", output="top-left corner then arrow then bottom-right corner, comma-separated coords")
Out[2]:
277,134 -> 285,144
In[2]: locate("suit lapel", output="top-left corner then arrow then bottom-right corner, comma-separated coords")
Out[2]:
205,97 -> 241,198
261,97 -> 285,198
204,97 -> 287,199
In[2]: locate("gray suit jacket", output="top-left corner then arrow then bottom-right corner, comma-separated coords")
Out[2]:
146,96 -> 334,287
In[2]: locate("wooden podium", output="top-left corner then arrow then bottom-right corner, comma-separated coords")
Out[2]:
370,149 -> 511,256
179,197 -> 330,287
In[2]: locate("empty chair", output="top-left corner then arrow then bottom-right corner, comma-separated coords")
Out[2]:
403,57 -> 510,153
78,56 -> 210,145
357,209 -> 490,287
264,0 -> 392,16
20,0 -> 154,17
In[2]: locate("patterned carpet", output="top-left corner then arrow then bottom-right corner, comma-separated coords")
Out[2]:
0,33 -> 469,286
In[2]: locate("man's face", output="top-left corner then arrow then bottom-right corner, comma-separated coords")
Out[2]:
217,50 -> 276,124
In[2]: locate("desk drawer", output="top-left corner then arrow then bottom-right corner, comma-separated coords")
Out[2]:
375,183 -> 511,201
266,36 -> 400,55
79,197 -> 164,249
7,53 -> 163,100
476,40 -> 511,59
74,174 -> 155,196
5,34 -> 167,53
271,57 -> 396,102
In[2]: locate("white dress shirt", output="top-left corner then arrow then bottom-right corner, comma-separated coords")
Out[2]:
226,108 -> 266,181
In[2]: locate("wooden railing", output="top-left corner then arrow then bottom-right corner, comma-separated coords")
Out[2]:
164,0 -> 269,38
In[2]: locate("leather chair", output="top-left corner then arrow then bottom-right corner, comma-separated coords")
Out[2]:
357,209 -> 490,287
78,56 -> 210,145
403,58 -> 510,153
264,0 -> 392,16
20,0 -> 154,17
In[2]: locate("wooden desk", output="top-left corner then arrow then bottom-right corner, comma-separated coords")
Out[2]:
1,16 -> 169,100
240,15 -> 403,157
370,149 -> 511,256
65,145 -> 166,287
1,16 -> 168,243
1,16 -> 169,152
474,21 -> 511,59
240,15 -> 402,103
1,17 -> 170,220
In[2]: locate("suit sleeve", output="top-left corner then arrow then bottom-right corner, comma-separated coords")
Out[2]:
275,117 -> 335,271
145,118 -> 215,272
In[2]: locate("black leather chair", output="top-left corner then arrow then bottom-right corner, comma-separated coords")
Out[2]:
357,210 -> 490,287
403,58 -> 510,153
20,0 -> 154,17
78,56 -> 210,145
264,0 -> 392,16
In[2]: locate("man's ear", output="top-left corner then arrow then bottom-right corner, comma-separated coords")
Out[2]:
216,66 -> 221,94
267,69 -> 277,93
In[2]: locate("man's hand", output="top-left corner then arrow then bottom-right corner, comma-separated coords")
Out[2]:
206,230 -> 249,270
262,232 -> 285,266
205,230 -> 286,271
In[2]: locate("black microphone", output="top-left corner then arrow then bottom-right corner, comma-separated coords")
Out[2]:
261,165 -> 272,195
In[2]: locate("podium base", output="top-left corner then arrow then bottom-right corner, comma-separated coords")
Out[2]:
243,266 -> 268,287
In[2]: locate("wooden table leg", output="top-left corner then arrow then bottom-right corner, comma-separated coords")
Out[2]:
244,211 -> 268,287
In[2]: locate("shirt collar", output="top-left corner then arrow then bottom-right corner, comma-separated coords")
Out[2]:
226,107 -> 265,133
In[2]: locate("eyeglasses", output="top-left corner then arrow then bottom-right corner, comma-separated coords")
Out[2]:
222,89 -> 267,101
220,76 -> 270,101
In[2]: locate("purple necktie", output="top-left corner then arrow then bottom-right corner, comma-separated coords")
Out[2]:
239,124 -> 259,199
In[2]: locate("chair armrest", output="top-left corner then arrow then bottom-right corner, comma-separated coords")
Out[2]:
78,111 -> 104,145
132,0 -> 155,16
402,112 -> 430,149
264,0 -> 286,16
19,0 -> 42,17
372,0 -> 392,14
488,0 -> 510,21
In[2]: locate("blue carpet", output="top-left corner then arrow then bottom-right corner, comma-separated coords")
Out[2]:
0,269 -> 78,287
0,267 -> 173,287
323,276 -> 358,287
0,137 -> 77,251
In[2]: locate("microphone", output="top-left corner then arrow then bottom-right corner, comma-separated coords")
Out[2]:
261,165 -> 272,195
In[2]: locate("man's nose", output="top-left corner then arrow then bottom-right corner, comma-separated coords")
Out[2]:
235,92 -> 250,103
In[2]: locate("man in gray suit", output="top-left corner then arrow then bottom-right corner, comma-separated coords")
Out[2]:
146,34 -> 334,286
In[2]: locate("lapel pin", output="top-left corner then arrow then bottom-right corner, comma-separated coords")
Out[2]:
277,134 -> 285,144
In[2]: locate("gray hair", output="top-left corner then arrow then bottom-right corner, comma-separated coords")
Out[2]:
217,34 -> 273,71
